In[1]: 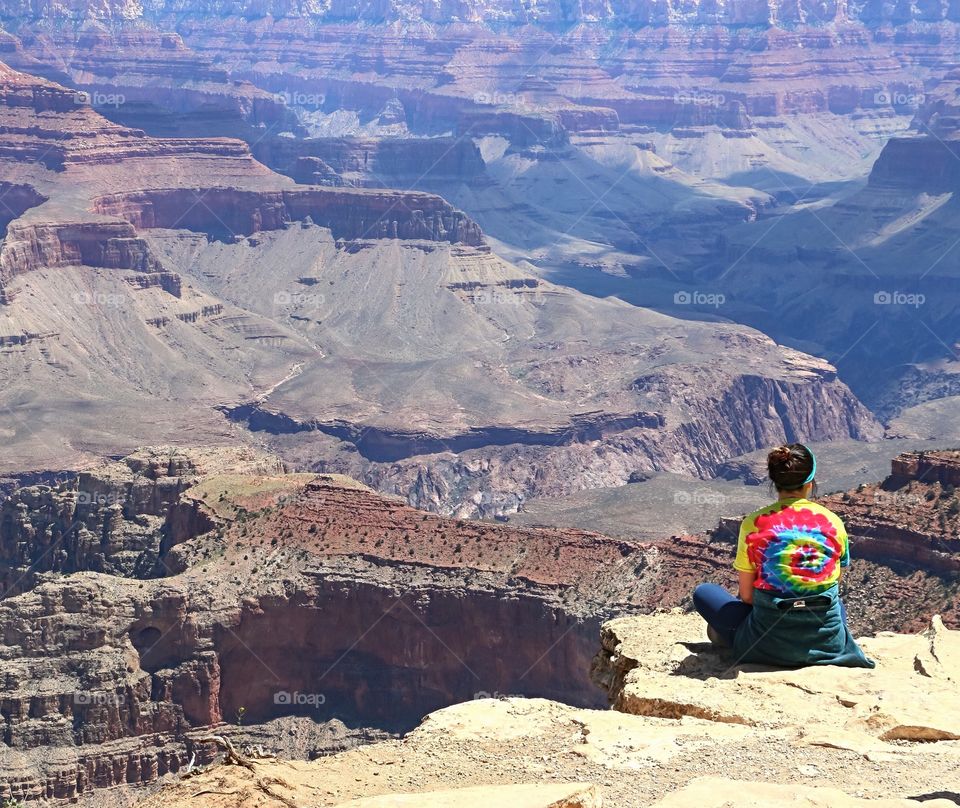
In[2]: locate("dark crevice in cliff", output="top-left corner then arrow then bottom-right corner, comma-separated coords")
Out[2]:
210,584 -> 606,733
222,404 -> 666,462
770,382 -> 799,444
0,183 -> 47,240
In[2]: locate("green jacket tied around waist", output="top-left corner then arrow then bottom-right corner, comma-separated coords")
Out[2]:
733,585 -> 875,669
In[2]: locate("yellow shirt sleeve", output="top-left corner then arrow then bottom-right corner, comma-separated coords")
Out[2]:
733,513 -> 756,572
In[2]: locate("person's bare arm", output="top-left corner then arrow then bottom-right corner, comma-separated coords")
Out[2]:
738,570 -> 757,604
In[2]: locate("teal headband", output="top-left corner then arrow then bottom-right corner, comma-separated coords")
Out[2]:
801,444 -> 817,484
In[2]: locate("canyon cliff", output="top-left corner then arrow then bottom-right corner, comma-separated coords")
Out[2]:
0,446 -> 957,803
0,447 -> 713,801
132,610 -> 960,807
0,57 -> 883,515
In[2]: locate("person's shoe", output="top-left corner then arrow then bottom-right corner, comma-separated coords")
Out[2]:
707,625 -> 730,648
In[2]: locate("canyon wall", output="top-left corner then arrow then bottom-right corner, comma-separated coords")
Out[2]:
269,365 -> 880,516
0,450 -> 706,802
252,136 -> 488,187
868,135 -> 960,192
93,187 -> 485,245
3,0 -> 960,25
0,448 -> 227,595
1,448 -> 957,801
0,220 -> 162,283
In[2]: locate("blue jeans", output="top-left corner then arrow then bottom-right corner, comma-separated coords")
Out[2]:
693,583 -> 752,647
693,583 -> 848,647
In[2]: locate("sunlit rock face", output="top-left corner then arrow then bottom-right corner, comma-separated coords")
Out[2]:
3,0 -> 960,24
0,449 -> 720,801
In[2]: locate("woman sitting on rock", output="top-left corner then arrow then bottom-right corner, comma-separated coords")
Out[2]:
693,443 -> 874,668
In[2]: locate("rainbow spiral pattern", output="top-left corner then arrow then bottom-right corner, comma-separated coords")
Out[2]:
746,506 -> 844,595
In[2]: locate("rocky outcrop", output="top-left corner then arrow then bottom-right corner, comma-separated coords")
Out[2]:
133,611 -> 959,808
868,135 -> 960,193
0,220 -> 163,283
0,60 -> 258,168
0,183 -> 45,237
0,451 -> 688,801
592,610 -> 959,741
93,187 -> 484,245
252,136 -> 487,187
0,448 -> 282,595
888,448 -> 960,487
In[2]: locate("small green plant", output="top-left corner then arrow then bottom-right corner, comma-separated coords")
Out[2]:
3,798 -> 27,808
235,706 -> 247,726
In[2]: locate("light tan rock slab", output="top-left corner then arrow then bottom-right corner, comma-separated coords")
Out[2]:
593,610 -> 960,742
648,777 -> 957,808
332,782 -> 602,808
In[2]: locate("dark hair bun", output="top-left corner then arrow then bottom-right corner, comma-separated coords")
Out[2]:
769,445 -> 792,465
766,443 -> 814,491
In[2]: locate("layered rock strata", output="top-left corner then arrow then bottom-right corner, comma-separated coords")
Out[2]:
132,611 -> 960,808
0,449 -> 724,802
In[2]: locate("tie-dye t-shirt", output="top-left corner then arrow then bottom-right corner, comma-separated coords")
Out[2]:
734,498 -> 850,596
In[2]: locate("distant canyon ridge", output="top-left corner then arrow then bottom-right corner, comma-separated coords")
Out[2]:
0,0 -> 958,515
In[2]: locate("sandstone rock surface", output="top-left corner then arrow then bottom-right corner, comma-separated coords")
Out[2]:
592,611 -> 960,743
333,782 -> 602,808
133,612 -> 960,808
649,778 -> 957,808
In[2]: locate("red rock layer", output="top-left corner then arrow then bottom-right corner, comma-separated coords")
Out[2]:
0,457 -> 727,801
821,451 -> 960,578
